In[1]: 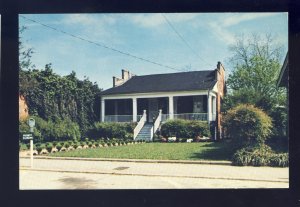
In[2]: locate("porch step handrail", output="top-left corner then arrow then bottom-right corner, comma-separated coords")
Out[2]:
133,110 -> 147,140
150,109 -> 162,141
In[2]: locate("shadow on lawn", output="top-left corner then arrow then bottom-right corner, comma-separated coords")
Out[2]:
189,141 -> 237,161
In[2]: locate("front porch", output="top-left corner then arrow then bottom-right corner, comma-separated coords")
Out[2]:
101,93 -> 217,123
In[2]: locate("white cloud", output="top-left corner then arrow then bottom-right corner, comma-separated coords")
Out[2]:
201,13 -> 280,44
62,13 -> 117,26
125,13 -> 200,28
222,13 -> 279,27
207,21 -> 236,44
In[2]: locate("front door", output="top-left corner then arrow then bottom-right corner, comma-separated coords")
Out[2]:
148,98 -> 158,122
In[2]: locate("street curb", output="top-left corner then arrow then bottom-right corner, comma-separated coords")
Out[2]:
19,167 -> 288,184
19,155 -> 232,165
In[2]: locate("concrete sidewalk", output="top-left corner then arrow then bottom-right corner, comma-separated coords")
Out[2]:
19,154 -> 232,165
19,156 -> 289,184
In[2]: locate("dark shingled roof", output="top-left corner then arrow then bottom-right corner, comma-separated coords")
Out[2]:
101,70 -> 217,95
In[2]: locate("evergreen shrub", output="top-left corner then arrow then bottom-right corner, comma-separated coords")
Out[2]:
86,122 -> 136,139
160,119 -> 210,138
223,104 -> 272,146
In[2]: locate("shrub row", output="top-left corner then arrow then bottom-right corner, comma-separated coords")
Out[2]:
20,138 -> 146,155
85,122 -> 136,140
160,119 -> 210,138
232,144 -> 288,167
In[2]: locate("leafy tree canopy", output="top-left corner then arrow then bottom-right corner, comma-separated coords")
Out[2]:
225,33 -> 287,113
19,27 -> 102,135
224,33 -> 287,139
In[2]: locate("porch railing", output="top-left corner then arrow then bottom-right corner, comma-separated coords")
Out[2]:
133,110 -> 147,140
173,113 -> 208,121
151,109 -> 162,141
104,115 -> 133,122
161,114 -> 169,122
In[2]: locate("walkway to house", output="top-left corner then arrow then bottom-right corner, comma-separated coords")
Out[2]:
19,156 -> 288,189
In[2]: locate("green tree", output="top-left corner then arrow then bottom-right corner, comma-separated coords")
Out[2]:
19,27 -> 102,136
224,34 -> 287,139
19,26 -> 35,71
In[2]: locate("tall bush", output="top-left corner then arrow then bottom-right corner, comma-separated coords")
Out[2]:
223,104 -> 272,146
19,116 -> 81,142
160,119 -> 210,138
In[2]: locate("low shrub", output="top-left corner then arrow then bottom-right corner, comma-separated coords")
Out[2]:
232,147 -> 252,166
46,143 -> 53,152
36,143 -> 45,154
64,142 -> 70,148
232,144 -> 288,167
19,142 -> 28,151
160,120 -> 210,138
73,142 -> 79,149
52,141 -> 58,147
269,153 -> 289,167
56,144 -> 62,151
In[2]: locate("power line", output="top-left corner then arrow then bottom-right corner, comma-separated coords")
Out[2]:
161,14 -> 211,67
20,15 -> 183,72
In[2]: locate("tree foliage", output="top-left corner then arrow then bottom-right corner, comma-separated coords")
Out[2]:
19,65 -> 102,134
225,34 -> 286,111
224,34 -> 287,139
19,27 -> 102,135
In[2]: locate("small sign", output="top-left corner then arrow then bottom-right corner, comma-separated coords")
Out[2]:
28,118 -> 35,128
23,133 -> 33,140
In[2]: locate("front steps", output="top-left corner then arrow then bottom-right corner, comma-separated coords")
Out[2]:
135,123 -> 153,141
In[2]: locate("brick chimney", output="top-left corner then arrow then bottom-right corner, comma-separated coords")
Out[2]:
215,61 -> 225,97
113,69 -> 135,87
215,61 -> 226,140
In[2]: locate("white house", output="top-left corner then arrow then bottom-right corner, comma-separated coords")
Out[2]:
100,62 -> 226,141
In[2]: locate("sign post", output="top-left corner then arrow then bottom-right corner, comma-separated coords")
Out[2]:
27,118 -> 35,168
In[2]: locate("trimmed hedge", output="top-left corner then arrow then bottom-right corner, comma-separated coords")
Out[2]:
160,119 -> 210,138
86,122 -> 136,139
232,144 -> 288,167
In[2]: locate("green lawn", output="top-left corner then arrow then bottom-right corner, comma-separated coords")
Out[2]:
49,142 -> 236,161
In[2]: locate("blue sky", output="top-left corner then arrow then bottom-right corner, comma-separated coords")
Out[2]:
19,13 -> 288,90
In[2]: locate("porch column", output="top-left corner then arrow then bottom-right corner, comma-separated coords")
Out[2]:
132,97 -> 137,122
101,99 -> 105,122
169,96 -> 174,119
212,96 -> 216,120
207,92 -> 211,122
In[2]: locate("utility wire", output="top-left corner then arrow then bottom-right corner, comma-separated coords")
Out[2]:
20,15 -> 183,72
161,14 -> 211,67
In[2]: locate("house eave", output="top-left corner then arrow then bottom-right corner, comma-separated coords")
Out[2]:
101,89 -> 215,100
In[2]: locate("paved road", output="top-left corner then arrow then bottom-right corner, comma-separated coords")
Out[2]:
19,157 -> 289,189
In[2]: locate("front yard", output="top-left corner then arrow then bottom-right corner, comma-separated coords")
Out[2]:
49,142 -> 236,161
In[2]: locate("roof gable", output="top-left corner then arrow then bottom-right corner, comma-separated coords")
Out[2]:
101,70 -> 217,95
